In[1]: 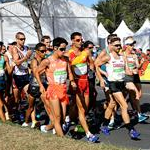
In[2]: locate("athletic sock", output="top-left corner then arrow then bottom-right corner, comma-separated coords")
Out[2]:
125,123 -> 134,131
86,131 -> 92,138
103,118 -> 110,126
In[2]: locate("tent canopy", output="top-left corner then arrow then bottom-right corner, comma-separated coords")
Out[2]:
98,22 -> 109,38
134,18 -> 150,52
134,18 -> 150,36
0,0 -> 98,45
113,20 -> 134,43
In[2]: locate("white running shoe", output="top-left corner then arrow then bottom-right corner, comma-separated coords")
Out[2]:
52,128 -> 56,134
22,122 -> 29,127
40,125 -> 48,133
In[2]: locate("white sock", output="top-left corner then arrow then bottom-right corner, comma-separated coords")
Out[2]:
109,118 -> 114,125
52,128 -> 56,134
65,116 -> 70,123
86,131 -> 92,138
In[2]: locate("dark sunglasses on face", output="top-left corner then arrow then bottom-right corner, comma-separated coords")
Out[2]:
39,50 -> 46,53
88,47 -> 94,49
113,44 -> 121,47
75,39 -> 83,42
127,43 -> 134,47
59,47 -> 66,52
18,38 -> 26,41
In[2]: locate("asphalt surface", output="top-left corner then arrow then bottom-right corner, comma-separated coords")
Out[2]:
94,84 -> 150,149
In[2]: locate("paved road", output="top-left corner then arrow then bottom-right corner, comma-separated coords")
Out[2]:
95,84 -> 150,149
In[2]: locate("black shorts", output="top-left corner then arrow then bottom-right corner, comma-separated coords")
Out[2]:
0,76 -> 5,92
124,75 -> 134,82
133,74 -> 141,83
27,84 -> 41,98
109,81 -> 125,93
13,74 -> 29,90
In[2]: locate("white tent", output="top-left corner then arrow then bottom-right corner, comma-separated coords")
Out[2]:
98,22 -> 109,38
98,22 -> 109,49
113,20 -> 134,43
0,0 -> 98,45
134,18 -> 150,52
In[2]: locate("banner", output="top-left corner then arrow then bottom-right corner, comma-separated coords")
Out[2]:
139,61 -> 150,82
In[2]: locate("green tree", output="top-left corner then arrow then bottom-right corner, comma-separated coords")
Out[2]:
93,0 -> 123,33
93,0 -> 150,32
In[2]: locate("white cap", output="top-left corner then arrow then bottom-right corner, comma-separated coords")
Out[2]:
124,38 -> 136,45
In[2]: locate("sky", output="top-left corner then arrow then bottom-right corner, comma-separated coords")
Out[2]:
72,0 -> 98,7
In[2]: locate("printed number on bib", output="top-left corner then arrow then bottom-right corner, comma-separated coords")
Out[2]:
54,70 -> 67,84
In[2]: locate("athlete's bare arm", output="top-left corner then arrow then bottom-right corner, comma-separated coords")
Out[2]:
95,52 -> 110,89
4,55 -> 12,74
35,58 -> 49,93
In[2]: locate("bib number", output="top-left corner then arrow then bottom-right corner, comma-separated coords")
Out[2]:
54,70 -> 67,84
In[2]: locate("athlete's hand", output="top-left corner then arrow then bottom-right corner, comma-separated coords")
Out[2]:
100,79 -> 105,89
70,81 -> 77,90
26,50 -> 32,59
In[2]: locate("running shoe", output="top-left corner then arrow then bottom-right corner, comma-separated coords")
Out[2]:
62,123 -> 70,133
22,122 -> 29,127
40,125 -> 48,133
100,126 -> 110,135
129,129 -> 140,139
52,128 -> 56,135
87,134 -> 99,143
138,114 -> 149,122
20,114 -> 25,122
108,122 -> 114,129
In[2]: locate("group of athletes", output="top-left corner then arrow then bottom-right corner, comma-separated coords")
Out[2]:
0,31 -> 149,143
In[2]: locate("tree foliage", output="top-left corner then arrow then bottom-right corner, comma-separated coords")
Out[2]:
93,0 -> 150,33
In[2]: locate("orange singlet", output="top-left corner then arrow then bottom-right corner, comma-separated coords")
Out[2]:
45,56 -> 69,104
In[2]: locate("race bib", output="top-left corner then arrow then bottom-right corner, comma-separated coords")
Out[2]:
54,69 -> 67,84
113,65 -> 125,80
74,63 -> 87,75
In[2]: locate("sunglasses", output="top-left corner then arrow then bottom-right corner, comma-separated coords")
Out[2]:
75,39 -> 83,42
19,38 -> 26,41
88,47 -> 94,49
59,47 -> 66,52
127,43 -> 134,47
39,50 -> 46,53
113,44 -> 121,47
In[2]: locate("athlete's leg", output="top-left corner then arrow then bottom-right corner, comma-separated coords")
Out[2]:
50,99 -> 64,136
0,93 -> 6,122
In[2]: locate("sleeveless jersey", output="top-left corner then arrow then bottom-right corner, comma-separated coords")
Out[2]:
106,53 -> 125,81
13,46 -> 29,75
68,49 -> 88,76
46,56 -> 67,85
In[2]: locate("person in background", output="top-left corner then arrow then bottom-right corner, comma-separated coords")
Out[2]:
41,35 -> 53,58
12,32 -> 32,122
0,42 -> 12,122
22,43 -> 47,128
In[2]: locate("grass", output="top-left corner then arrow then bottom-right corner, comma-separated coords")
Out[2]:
0,122 -> 133,150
